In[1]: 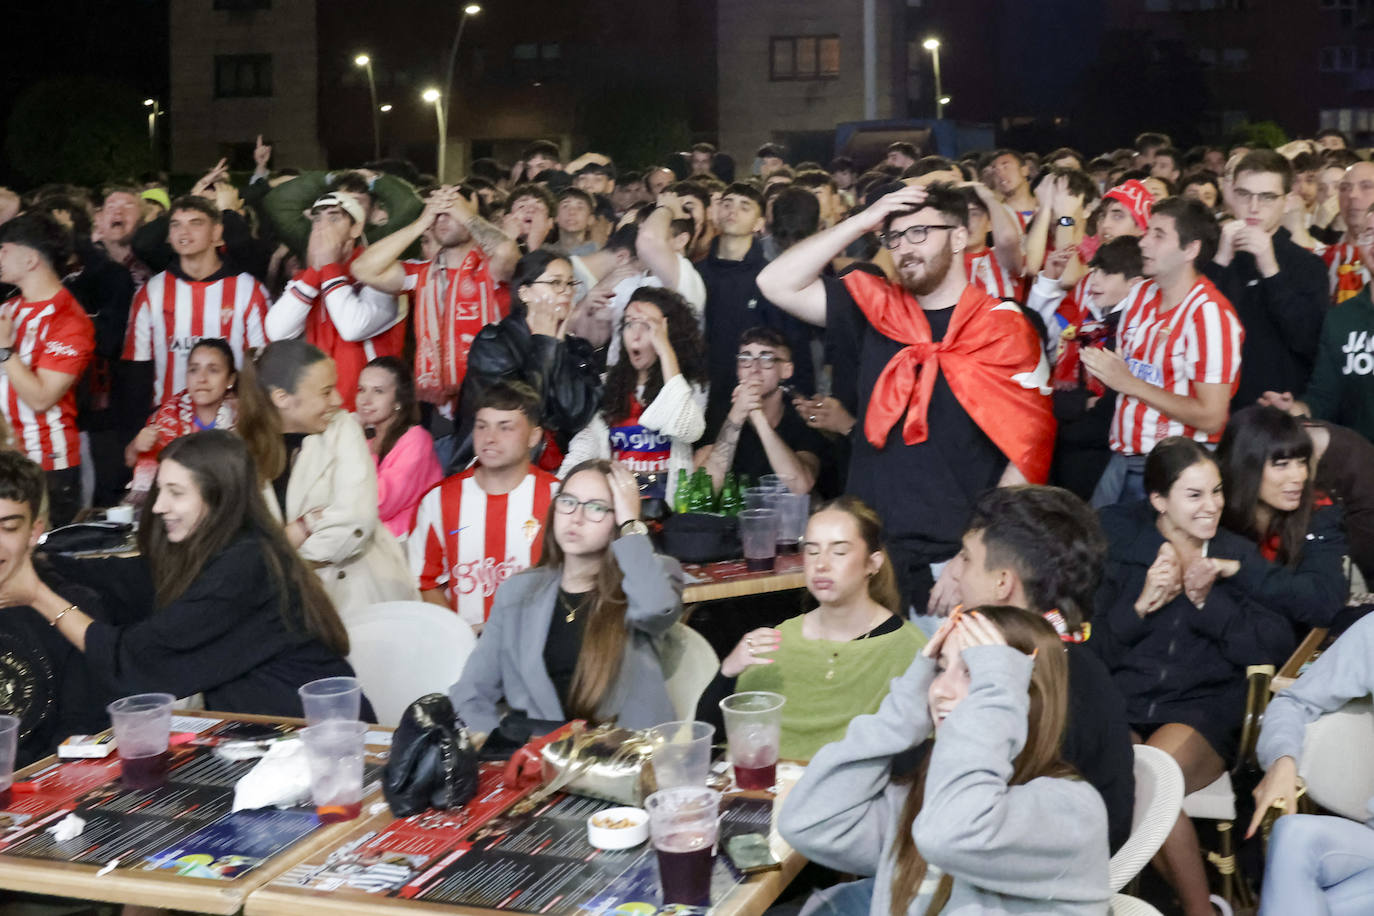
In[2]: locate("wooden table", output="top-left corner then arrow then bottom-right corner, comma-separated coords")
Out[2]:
1272,627 -> 1330,693
245,768 -> 807,916
0,710 -> 390,915
682,553 -> 806,603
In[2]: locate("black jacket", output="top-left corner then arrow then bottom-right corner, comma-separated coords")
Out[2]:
450,315 -> 602,473
82,536 -> 369,719
1062,643 -> 1136,854
1092,501 -> 1294,724
1225,502 -> 1349,632
1204,227 -> 1328,406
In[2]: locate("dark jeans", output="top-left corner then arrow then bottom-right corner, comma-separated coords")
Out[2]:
45,466 -> 82,528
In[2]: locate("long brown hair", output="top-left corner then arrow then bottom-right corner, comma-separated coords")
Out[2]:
362,356 -> 421,462
810,495 -> 901,613
140,430 -> 349,656
536,459 -> 630,720
1217,406 -> 1315,568
888,606 -> 1073,916
236,340 -> 331,482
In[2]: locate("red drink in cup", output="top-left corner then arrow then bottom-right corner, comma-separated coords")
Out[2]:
719,691 -> 785,791
300,721 -> 367,824
654,831 -> 715,906
645,787 -> 721,907
107,694 -> 176,790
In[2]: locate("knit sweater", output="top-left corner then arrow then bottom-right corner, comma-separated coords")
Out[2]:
779,648 -> 1110,916
738,614 -> 925,760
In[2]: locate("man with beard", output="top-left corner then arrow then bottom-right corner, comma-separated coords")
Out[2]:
352,187 -> 518,465
758,183 -> 1054,619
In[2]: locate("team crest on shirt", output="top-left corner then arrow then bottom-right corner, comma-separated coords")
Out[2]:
522,518 -> 540,543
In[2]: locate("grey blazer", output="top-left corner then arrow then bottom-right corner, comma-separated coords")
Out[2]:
449,534 -> 685,736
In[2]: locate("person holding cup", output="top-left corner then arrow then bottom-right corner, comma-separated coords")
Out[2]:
779,607 -> 1109,915
450,459 -> 685,743
25,430 -> 371,719
696,497 -> 924,761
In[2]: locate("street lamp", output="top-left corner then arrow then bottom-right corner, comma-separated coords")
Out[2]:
354,54 -> 381,161
922,38 -> 945,120
422,88 -> 447,181
379,104 -> 393,113
440,3 -> 482,183
142,98 -> 163,164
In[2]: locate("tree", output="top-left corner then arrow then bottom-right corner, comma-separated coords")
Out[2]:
4,78 -> 153,187
1227,120 -> 1289,151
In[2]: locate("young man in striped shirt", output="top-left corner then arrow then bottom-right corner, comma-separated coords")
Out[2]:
409,381 -> 558,634
0,213 -> 96,526
264,193 -> 404,411
121,197 -> 268,409
1083,197 -> 1244,506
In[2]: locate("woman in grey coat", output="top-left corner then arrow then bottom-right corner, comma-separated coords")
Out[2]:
450,459 -> 684,741
779,607 -> 1110,916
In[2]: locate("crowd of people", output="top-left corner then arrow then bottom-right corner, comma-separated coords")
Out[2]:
1,124 -> 1373,914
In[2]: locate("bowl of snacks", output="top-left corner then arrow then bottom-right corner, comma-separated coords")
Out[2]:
586,806 -> 649,849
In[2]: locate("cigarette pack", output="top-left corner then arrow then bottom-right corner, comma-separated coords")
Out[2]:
57,734 -> 117,759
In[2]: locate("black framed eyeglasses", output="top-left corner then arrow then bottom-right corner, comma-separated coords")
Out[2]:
553,493 -> 613,522
880,225 -> 957,249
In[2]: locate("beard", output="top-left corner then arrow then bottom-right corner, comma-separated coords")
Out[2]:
897,242 -> 954,297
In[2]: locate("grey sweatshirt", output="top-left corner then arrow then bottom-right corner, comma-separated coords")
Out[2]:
779,646 -> 1109,916
1258,613 -> 1374,825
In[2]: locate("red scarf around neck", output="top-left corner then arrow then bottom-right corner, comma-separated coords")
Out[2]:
843,272 -> 1056,484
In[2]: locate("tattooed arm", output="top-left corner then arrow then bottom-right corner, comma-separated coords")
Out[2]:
449,190 -> 521,283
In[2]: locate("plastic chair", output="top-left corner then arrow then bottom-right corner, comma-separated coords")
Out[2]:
1299,696 -> 1374,821
1110,745 -> 1185,891
1108,894 -> 1165,916
345,600 -> 477,727
658,623 -> 720,720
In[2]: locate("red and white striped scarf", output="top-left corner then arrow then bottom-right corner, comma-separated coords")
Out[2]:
414,247 -> 500,404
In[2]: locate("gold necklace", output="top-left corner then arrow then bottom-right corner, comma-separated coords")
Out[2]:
559,592 -> 588,623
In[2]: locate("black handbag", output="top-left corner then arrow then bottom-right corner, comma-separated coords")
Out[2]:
660,512 -> 741,563
382,694 -> 481,817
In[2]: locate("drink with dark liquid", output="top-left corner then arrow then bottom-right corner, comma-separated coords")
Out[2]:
655,832 -> 713,906
120,750 -> 170,790
745,556 -> 775,572
776,540 -> 800,555
733,760 -> 777,790
316,801 -> 362,823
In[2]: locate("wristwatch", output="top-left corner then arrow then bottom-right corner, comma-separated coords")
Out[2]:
619,519 -> 649,537
1056,216 -> 1076,227
0,348 -> 12,364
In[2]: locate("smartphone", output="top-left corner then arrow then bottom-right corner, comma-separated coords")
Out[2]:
724,833 -> 781,875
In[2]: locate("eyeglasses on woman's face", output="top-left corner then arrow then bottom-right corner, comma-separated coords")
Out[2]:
553,492 -> 613,522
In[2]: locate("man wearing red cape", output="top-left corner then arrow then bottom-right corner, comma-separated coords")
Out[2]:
759,183 -> 1055,617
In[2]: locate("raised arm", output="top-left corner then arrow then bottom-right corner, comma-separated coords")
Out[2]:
447,190 -> 519,284
757,185 -> 933,326
968,182 -> 1025,277
636,201 -> 683,291
351,190 -> 448,294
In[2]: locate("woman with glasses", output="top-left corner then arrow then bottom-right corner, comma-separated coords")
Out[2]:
451,249 -> 603,472
559,287 -> 707,509
449,459 -> 685,743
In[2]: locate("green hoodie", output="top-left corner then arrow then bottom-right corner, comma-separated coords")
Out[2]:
1305,287 -> 1374,442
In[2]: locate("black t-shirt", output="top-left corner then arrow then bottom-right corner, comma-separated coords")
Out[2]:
543,589 -> 591,712
273,433 -> 309,516
824,276 -> 1006,560
731,403 -> 830,483
0,566 -> 113,767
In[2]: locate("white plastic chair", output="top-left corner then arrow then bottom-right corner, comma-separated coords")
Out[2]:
1110,745 -> 1185,891
1108,894 -> 1165,916
1299,696 -> 1374,821
345,600 -> 477,727
658,623 -> 720,720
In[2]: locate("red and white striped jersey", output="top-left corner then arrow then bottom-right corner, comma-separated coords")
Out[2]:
0,288 -> 95,471
267,257 -> 407,411
1318,241 -> 1371,305
964,248 -> 1020,301
122,268 -> 268,405
408,466 -> 559,625
1110,276 -> 1244,456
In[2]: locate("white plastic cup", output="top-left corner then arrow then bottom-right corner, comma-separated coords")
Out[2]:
105,505 -> 135,525
719,691 -> 785,790
298,676 -> 362,725
645,786 -> 721,906
0,715 -> 19,797
107,693 -> 176,789
759,474 -> 787,493
646,721 -> 715,789
739,509 -> 779,571
299,720 -> 367,823
772,492 -> 810,552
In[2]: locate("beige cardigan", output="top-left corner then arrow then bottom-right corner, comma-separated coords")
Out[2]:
264,411 -> 418,616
